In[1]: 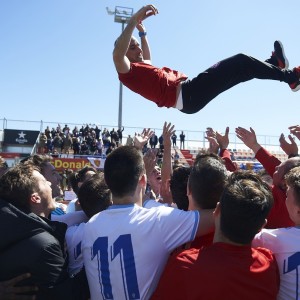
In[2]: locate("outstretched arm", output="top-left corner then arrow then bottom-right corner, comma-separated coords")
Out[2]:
236,126 -> 280,176
136,22 -> 151,63
161,122 -> 175,205
113,5 -> 158,73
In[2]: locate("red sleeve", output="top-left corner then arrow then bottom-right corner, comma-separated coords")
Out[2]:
254,148 -> 294,228
151,250 -> 194,300
219,149 -> 237,172
266,186 -> 294,228
255,147 -> 281,177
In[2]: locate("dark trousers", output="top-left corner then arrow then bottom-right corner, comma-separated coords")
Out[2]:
181,53 -> 296,114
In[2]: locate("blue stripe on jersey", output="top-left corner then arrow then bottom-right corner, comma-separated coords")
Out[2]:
107,204 -> 135,210
51,207 -> 66,215
190,211 -> 199,240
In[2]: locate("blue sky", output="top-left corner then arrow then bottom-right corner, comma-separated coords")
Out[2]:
1,0 -> 300,146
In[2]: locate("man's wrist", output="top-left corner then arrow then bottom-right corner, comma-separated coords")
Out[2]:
139,31 -> 147,37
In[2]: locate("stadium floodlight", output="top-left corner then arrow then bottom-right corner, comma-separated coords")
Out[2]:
106,6 -> 134,130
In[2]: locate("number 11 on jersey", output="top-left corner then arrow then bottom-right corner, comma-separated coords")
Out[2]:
92,234 -> 140,300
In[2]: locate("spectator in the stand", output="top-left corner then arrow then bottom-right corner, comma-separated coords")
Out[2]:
56,124 -> 62,135
62,133 -> 73,155
236,126 -> 300,228
152,171 -> 278,300
94,126 -> 101,140
80,140 -> 90,155
126,134 -> 134,146
102,128 -> 110,148
95,138 -> 103,155
72,137 -> 81,155
89,138 -> 97,155
84,132 -> 93,147
171,132 -> 177,148
38,132 -> 47,154
150,131 -> 158,148
109,128 -> 119,146
72,126 -> 79,137
173,150 -> 180,164
117,126 -> 124,145
83,124 -> 90,137
51,127 -> 56,139
45,126 -> 51,139
63,124 -> 70,135
79,125 -> 84,137
158,134 -> 164,150
53,133 -> 63,154
46,137 -> 53,154
180,131 -> 185,150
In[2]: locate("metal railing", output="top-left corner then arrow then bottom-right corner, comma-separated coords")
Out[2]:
0,117 -> 293,153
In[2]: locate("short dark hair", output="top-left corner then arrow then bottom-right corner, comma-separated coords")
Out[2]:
104,146 -> 145,197
68,166 -> 97,195
21,154 -> 52,174
188,153 -> 228,209
220,171 -> 273,244
170,166 -> 191,211
285,166 -> 300,207
0,164 -> 39,212
78,172 -> 111,218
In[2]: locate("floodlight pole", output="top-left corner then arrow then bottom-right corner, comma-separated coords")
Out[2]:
106,6 -> 133,130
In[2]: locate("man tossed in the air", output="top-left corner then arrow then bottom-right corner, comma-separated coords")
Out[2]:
113,5 -> 300,114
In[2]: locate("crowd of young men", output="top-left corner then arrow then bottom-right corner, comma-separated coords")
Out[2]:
0,120 -> 300,300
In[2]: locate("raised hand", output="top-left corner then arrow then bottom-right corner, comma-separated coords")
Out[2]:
134,128 -> 154,150
279,133 -> 298,156
132,5 -> 159,24
235,126 -> 261,154
162,122 -> 175,149
216,127 -> 229,150
205,135 -> 219,154
288,125 -> 300,141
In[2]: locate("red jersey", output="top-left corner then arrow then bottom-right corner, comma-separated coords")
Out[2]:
118,62 -> 187,108
151,243 -> 279,300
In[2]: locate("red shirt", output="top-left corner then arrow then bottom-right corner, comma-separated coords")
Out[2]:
151,243 -> 279,300
118,62 -> 187,108
255,147 -> 294,228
